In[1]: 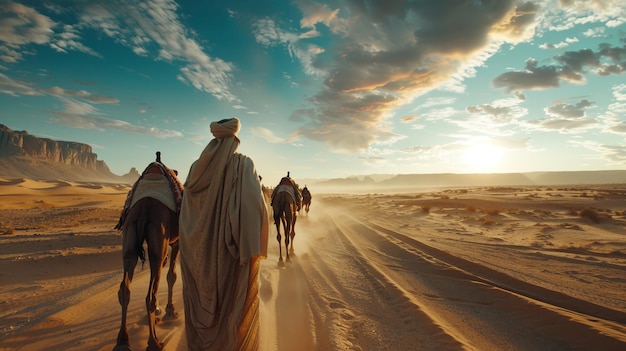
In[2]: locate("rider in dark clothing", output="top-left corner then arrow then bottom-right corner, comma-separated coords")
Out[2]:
301,186 -> 311,201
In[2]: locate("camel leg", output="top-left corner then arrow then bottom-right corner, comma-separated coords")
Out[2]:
164,241 -> 179,320
290,210 -> 297,253
145,223 -> 167,351
114,232 -> 139,351
284,215 -> 291,262
274,211 -> 284,266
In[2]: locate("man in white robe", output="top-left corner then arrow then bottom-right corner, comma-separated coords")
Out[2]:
179,118 -> 269,351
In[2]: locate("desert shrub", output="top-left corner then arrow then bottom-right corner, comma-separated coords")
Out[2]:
420,205 -> 431,214
466,205 -> 476,212
482,208 -> 501,215
479,216 -> 496,225
579,208 -> 601,223
0,224 -> 15,235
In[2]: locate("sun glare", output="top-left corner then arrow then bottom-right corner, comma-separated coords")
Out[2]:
462,144 -> 504,172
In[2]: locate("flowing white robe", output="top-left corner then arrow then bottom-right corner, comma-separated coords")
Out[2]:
179,133 -> 268,351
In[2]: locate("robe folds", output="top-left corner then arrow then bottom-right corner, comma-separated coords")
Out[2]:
179,118 -> 269,351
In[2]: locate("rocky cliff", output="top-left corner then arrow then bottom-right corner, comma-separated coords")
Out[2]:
0,124 -> 137,183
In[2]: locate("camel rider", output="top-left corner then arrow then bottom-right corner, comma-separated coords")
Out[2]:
301,186 -> 311,202
271,171 -> 302,211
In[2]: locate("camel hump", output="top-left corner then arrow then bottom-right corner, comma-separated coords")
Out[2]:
279,177 -> 293,186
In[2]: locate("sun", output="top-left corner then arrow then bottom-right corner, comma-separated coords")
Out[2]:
462,144 -> 504,172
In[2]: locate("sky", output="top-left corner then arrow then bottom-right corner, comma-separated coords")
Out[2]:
1,0 -> 626,186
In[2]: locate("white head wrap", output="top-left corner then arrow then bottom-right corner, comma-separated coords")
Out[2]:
210,118 -> 241,139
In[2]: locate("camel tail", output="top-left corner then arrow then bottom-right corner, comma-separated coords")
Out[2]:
135,213 -> 148,266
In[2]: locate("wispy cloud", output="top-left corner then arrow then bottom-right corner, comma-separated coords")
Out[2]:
44,86 -> 118,104
51,97 -> 182,138
459,98 -> 529,135
250,127 -> 285,143
0,72 -> 180,138
523,99 -> 598,134
0,73 -> 42,96
0,2 -> 57,62
253,17 -> 326,77
0,0 -> 237,101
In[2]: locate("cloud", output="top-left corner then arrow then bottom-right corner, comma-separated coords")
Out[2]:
296,0 -> 341,30
545,99 -> 593,118
539,36 -> 579,49
50,97 -> 182,138
461,98 -> 529,134
269,0 -> 540,153
492,58 -> 562,92
493,43 -> 626,93
0,73 -> 121,105
44,86 -> 118,104
555,0 -> 626,28
0,1 -> 237,101
573,140 -> 626,164
600,84 -> 626,135
0,72 -> 42,96
250,127 -> 286,143
0,2 -> 56,62
0,2 -> 103,61
252,17 -> 326,77
0,71 -> 178,138
523,99 -> 598,133
0,2 -> 54,45
400,115 -> 419,123
612,83 -> 626,101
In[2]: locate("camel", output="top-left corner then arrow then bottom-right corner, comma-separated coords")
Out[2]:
113,154 -> 183,351
301,186 -> 311,214
272,189 -> 298,266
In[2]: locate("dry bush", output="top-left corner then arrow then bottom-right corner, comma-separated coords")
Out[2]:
479,216 -> 496,225
482,208 -> 501,215
466,205 -> 476,212
0,222 -> 15,235
579,208 -> 601,223
420,205 -> 431,214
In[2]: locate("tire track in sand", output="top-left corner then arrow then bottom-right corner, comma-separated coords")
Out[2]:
317,199 -> 626,350
295,203 -> 469,350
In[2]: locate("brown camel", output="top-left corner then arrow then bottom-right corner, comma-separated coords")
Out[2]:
301,186 -> 311,214
272,190 -> 298,266
113,157 -> 183,351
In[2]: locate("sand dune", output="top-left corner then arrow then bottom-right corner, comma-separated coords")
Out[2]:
1,180 -> 625,350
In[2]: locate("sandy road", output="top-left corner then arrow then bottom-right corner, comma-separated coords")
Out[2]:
264,197 -> 626,350
306,199 -> 626,350
3,195 -> 626,350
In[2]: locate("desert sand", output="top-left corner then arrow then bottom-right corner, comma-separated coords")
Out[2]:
1,178 -> 626,350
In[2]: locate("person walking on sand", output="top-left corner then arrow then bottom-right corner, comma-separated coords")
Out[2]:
179,117 -> 269,351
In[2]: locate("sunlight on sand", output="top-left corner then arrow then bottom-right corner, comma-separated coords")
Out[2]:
1,179 -> 625,350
